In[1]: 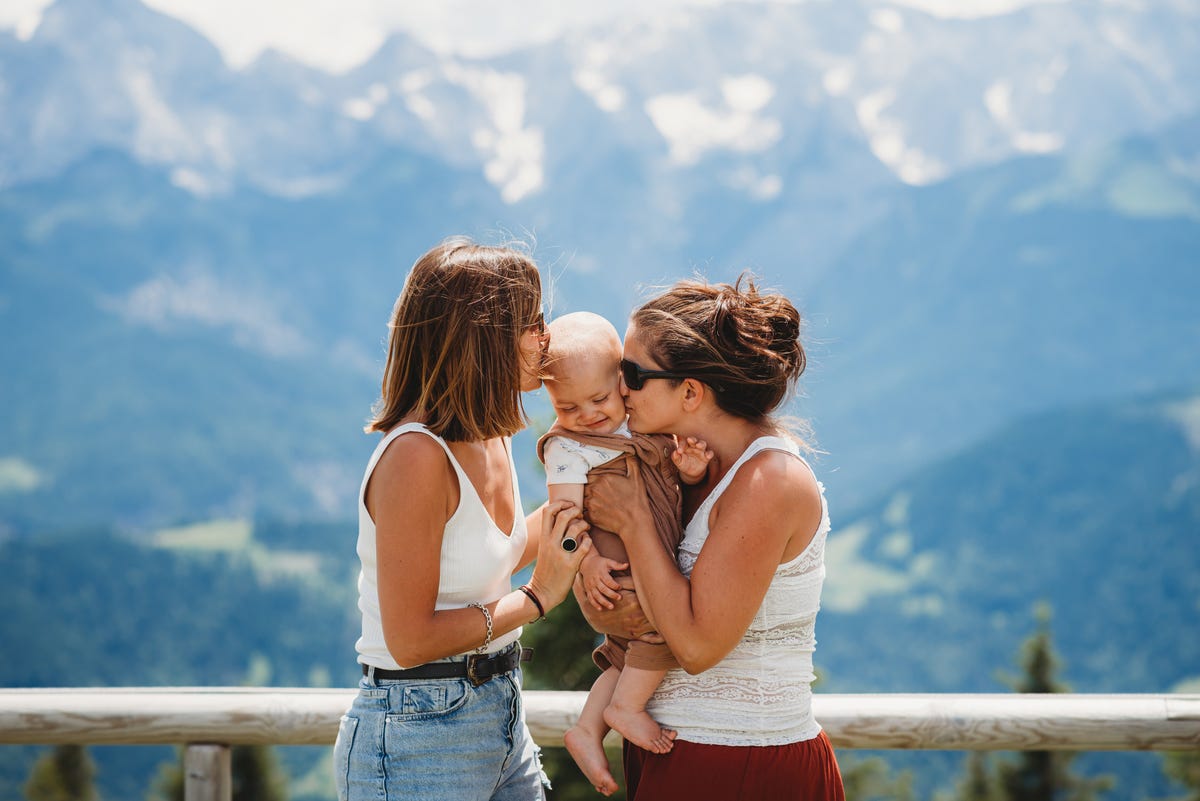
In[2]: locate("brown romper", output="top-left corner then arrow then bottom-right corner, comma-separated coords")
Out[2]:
537,424 -> 683,671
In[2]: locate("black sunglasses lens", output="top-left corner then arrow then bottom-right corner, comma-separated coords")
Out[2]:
620,360 -> 644,390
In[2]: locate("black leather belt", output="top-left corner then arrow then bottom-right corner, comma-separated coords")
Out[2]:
363,645 -> 532,687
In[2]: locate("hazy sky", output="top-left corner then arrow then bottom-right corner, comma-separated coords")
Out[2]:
0,0 -> 1064,72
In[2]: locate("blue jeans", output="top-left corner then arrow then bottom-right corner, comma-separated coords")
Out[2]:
334,646 -> 550,801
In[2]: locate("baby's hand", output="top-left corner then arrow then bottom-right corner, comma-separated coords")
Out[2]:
672,436 -> 714,485
581,552 -> 629,611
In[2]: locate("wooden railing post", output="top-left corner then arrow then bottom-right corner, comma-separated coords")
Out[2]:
184,743 -> 231,801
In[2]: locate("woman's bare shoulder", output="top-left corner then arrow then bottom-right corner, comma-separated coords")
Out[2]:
720,448 -> 821,527
369,429 -> 455,508
739,448 -> 817,492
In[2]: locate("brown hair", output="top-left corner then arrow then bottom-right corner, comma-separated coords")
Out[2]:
366,238 -> 542,441
631,273 -> 805,422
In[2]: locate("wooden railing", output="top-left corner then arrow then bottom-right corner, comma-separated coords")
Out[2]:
2,689 -> 1198,800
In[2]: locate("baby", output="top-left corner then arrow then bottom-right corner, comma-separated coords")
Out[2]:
537,312 -> 711,796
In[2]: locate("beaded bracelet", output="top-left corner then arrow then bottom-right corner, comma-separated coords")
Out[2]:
468,601 -> 493,653
517,584 -> 546,622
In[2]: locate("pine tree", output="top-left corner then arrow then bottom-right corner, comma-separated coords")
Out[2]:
957,752 -> 998,801
149,745 -> 288,801
231,745 -> 287,801
24,744 -> 98,801
838,754 -> 915,801
1161,750 -> 1200,801
994,603 -> 1113,801
148,750 -> 183,801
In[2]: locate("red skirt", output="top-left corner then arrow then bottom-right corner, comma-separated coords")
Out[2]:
623,731 -> 845,801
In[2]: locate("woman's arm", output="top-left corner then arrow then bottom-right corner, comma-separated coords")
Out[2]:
586,452 -> 821,674
516,503 -> 545,571
371,433 -> 591,666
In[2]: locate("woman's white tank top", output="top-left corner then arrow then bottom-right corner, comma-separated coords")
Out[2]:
354,423 -> 528,669
646,435 -> 831,746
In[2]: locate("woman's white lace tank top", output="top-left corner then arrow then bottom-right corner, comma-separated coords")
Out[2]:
646,435 -> 831,746
354,423 -> 528,669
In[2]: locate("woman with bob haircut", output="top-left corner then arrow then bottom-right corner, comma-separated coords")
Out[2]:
579,274 -> 845,800
334,238 -> 593,801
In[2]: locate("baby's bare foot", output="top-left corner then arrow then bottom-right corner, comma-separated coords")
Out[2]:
564,725 -> 619,796
604,705 -> 677,754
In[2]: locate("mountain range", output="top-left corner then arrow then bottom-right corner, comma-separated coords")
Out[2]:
7,0 -> 1199,196
2,0 -> 1198,530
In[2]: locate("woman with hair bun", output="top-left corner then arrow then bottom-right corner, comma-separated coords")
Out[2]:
580,274 -> 845,800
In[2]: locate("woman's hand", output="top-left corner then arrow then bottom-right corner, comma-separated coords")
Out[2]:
526,500 -> 592,611
574,575 -> 662,642
583,455 -> 654,541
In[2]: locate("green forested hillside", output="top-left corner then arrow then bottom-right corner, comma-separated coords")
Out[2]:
814,386 -> 1200,800
2,388 -> 1197,799
0,520 -> 361,800
0,522 -> 360,689
817,386 -> 1200,697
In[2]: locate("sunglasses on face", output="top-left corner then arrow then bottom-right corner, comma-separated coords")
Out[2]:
620,358 -> 691,391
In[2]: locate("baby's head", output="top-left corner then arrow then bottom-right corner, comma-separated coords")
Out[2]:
543,312 -> 627,435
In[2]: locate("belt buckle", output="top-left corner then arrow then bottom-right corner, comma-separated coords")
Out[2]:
466,653 -> 490,687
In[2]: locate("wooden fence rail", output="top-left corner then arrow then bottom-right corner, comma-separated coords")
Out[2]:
2,690 -> 1198,800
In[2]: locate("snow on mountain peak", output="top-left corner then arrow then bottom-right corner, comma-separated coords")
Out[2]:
441,61 -> 544,202
722,74 -> 774,113
870,7 -> 905,33
856,88 -> 947,185
570,39 -> 627,112
3,0 -> 1197,200
124,66 -> 198,161
887,0 -> 1068,19
106,271 -> 311,359
645,75 -> 782,167
985,80 -> 1064,155
11,7 -> 42,41
341,83 -> 390,122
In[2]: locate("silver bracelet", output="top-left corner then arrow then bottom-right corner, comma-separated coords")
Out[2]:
468,602 -> 493,654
